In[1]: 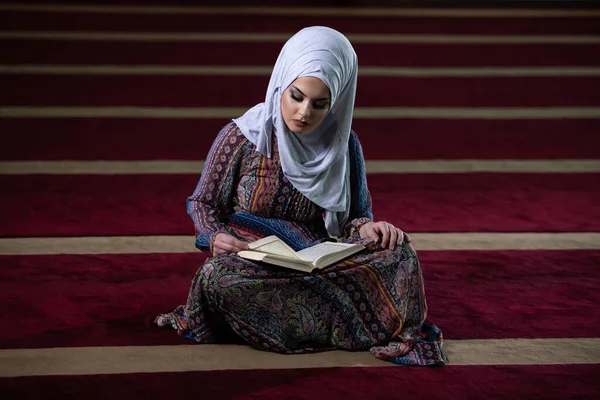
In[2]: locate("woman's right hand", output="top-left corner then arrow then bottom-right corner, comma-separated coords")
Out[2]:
213,233 -> 249,256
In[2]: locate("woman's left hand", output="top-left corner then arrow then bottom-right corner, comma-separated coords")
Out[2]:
358,221 -> 411,250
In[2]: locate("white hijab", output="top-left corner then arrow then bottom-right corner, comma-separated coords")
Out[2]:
233,26 -> 358,237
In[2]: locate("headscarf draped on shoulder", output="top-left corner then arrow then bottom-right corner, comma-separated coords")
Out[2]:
233,26 -> 358,237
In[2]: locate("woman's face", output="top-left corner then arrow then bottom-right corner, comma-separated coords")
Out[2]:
281,77 -> 331,134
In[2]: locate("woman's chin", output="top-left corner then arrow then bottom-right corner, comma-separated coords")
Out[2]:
286,123 -> 314,135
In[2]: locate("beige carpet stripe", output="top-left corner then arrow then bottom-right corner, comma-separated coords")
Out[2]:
2,160 -> 600,175
1,4 -> 599,17
1,338 -> 599,377
2,31 -> 599,44
3,106 -> 600,119
4,65 -> 600,77
1,233 -> 599,255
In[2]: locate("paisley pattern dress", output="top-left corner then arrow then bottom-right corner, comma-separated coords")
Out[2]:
157,122 -> 445,366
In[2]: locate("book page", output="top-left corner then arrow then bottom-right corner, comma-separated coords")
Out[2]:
296,242 -> 356,263
238,250 -> 313,272
248,236 -> 301,260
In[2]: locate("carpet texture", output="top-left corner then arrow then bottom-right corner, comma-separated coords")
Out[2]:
2,365 -> 600,400
4,75 -> 600,107
2,173 -> 599,236
3,11 -> 600,34
3,41 -> 600,67
1,250 -> 599,348
3,118 -> 600,161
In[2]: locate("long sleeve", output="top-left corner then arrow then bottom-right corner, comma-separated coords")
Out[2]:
186,122 -> 248,251
343,131 -> 373,239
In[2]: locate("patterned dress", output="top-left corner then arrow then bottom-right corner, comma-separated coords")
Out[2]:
158,122 -> 445,366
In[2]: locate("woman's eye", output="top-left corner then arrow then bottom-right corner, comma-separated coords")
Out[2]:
314,102 -> 329,109
291,93 -> 303,102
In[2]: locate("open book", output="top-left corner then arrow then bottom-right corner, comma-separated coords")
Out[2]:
237,235 -> 365,273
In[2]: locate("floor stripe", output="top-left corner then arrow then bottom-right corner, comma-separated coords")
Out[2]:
2,31 -> 599,44
1,4 -> 599,17
3,107 -> 600,119
4,65 -> 600,77
1,338 -> 599,377
1,233 -> 598,255
1,160 -> 600,175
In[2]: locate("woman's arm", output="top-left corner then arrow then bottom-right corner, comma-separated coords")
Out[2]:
343,131 -> 374,239
186,122 -> 248,252
342,131 -> 410,249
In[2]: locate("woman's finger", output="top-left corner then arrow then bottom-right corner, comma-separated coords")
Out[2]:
213,246 -> 226,256
231,238 -> 249,251
367,225 -> 380,243
379,222 -> 391,249
395,228 -> 404,246
214,241 -> 235,254
213,234 -> 248,255
224,235 -> 249,249
388,224 -> 399,249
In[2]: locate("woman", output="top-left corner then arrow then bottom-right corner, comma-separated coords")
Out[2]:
156,26 -> 445,366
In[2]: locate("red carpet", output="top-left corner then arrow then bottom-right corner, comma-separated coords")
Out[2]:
2,3 -> 599,398
1,250 -> 599,348
3,10 -> 600,34
2,118 -> 600,161
2,364 -> 600,400
2,173 -> 598,237
4,75 -> 600,107
4,41 -> 600,67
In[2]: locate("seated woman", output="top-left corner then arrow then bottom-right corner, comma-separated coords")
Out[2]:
156,26 -> 445,366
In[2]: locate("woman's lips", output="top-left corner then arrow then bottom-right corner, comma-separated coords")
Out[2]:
292,119 -> 308,128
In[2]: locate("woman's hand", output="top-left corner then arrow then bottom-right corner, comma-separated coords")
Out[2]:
358,221 -> 411,250
213,233 -> 249,256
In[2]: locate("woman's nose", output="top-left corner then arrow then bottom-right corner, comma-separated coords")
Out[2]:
300,103 -> 312,118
